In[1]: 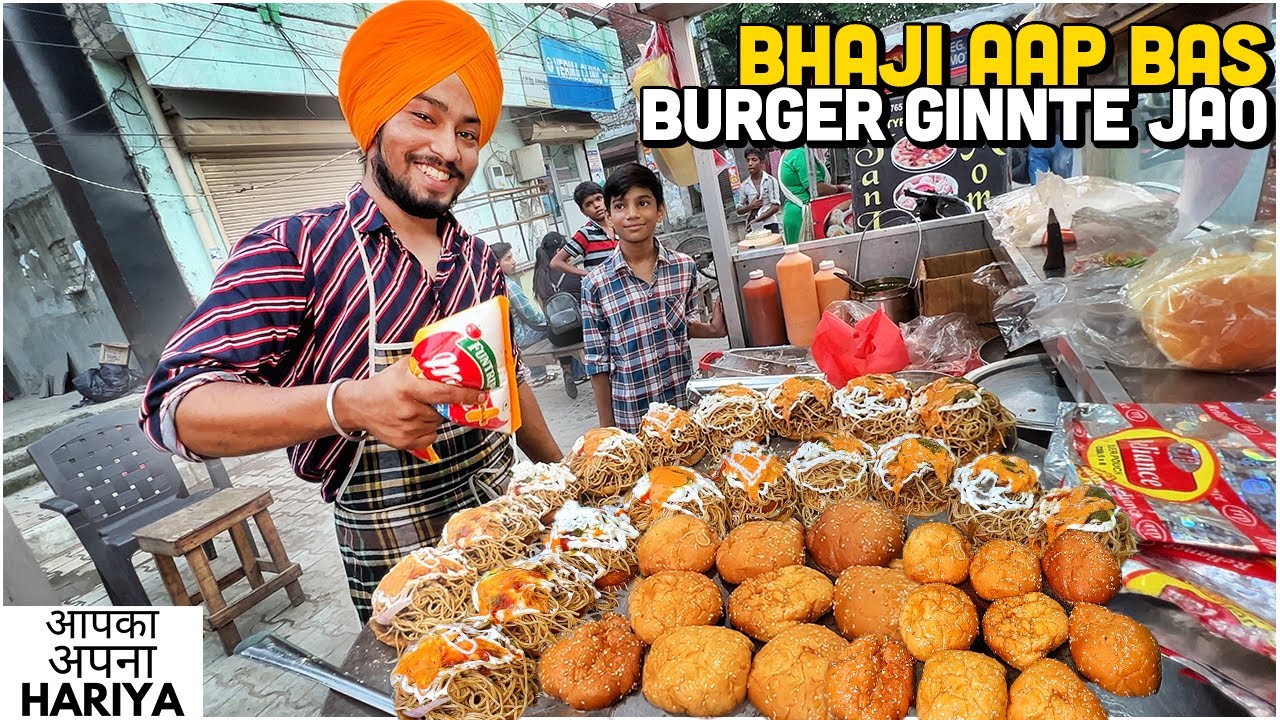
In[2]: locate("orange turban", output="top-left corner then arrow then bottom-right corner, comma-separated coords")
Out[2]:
338,0 -> 503,151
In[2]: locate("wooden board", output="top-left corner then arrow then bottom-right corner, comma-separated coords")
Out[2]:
135,487 -> 271,555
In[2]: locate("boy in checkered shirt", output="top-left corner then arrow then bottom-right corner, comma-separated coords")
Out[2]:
581,164 -> 726,432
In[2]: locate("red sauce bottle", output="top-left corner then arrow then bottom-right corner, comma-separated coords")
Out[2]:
742,270 -> 788,347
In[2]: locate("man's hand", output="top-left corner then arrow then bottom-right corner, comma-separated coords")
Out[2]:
689,299 -> 728,339
710,299 -> 727,337
334,356 -> 483,450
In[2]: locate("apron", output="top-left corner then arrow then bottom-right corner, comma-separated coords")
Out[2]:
332,235 -> 513,623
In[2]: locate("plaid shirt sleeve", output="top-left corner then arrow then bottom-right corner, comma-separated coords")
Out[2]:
581,274 -> 611,376
139,231 -> 309,461
685,264 -> 703,322
508,281 -> 545,327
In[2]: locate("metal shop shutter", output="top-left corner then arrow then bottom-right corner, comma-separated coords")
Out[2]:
193,150 -> 363,244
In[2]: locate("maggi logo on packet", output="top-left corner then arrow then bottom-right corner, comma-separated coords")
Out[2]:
408,297 -> 522,462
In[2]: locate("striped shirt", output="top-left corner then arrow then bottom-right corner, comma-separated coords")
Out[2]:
138,183 -> 518,501
581,243 -> 700,433
563,219 -> 616,269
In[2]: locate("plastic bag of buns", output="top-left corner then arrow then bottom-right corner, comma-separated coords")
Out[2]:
1128,222 -> 1276,371
1010,221 -> 1276,372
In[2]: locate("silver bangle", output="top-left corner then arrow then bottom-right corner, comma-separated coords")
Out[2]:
326,378 -> 367,442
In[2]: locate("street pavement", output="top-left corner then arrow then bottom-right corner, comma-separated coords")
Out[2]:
4,336 -> 728,716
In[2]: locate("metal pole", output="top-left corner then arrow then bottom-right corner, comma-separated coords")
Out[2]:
667,16 -> 745,347
806,146 -> 818,213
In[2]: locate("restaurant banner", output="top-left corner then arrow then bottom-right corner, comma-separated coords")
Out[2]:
849,95 -> 1011,229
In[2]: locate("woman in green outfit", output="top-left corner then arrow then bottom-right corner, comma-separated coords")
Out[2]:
778,147 -> 852,243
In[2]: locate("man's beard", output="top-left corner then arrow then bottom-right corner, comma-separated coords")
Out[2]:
370,141 -> 463,220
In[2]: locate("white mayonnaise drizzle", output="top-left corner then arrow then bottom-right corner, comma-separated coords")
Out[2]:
546,500 -> 639,551
950,456 -> 1039,512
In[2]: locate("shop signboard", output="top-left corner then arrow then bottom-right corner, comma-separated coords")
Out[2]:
850,95 -> 1011,228
540,37 -> 615,112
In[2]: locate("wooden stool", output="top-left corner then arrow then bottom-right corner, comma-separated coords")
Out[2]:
134,486 -> 304,654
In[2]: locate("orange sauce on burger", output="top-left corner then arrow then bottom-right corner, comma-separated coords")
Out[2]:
844,374 -> 910,400
719,384 -> 758,399
811,431 -> 869,455
640,467 -> 695,507
395,632 -> 509,689
576,427 -> 618,457
772,376 -> 832,419
1044,486 -> 1118,545
916,378 -> 980,427
475,567 -> 552,620
971,455 -> 1038,494
641,406 -> 692,437
379,553 -> 466,597
443,506 -> 504,545
885,438 -> 955,493
719,449 -> 785,502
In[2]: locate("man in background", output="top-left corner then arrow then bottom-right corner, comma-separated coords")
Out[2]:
737,147 -> 781,234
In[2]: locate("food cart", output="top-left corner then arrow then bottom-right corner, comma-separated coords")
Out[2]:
236,4 -> 1276,718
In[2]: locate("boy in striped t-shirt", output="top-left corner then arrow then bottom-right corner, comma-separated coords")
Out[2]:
550,181 -> 617,281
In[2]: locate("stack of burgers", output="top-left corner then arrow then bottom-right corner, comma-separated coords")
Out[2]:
380,374 -> 1162,720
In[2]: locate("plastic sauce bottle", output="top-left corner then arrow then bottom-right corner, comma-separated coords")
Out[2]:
775,245 -> 821,347
814,260 -> 851,314
741,270 -> 788,347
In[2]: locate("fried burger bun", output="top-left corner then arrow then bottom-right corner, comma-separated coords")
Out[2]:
917,650 -> 1008,720
982,592 -> 1069,670
899,583 -> 979,661
833,565 -> 919,642
806,499 -> 904,577
642,625 -> 754,716
902,522 -> 972,585
637,514 -> 720,575
1008,658 -> 1107,720
1041,529 -> 1121,607
748,624 -> 849,720
729,565 -> 834,642
968,539 -> 1042,601
1069,603 -> 1162,697
825,634 -> 915,720
628,570 -> 723,645
538,614 -> 642,711
716,518 -> 806,585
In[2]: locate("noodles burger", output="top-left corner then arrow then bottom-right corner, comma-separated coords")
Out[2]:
765,375 -> 838,441
911,377 -> 1014,463
471,553 -> 599,656
544,500 -> 639,591
787,431 -> 873,527
370,546 -> 476,649
564,427 -> 648,500
639,403 -> 707,466
438,496 -> 543,573
833,374 -> 917,445
871,435 -> 958,516
948,454 -> 1043,546
391,621 -> 537,720
1031,485 -> 1138,562
692,384 -> 769,452
627,465 -> 728,534
505,461 -> 580,518
717,440 -> 798,525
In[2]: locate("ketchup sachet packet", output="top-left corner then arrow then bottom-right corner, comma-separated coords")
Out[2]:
408,297 -> 522,461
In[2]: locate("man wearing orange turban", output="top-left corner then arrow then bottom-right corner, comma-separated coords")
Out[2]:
140,0 -> 562,623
